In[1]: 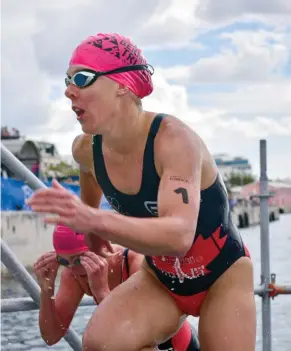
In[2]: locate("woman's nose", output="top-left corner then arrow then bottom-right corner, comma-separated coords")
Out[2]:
65,84 -> 79,100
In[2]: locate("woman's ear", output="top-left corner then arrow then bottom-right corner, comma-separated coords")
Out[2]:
116,84 -> 129,96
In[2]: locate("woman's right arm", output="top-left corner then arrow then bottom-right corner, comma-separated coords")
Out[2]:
39,269 -> 84,345
72,134 -> 112,251
72,133 -> 103,208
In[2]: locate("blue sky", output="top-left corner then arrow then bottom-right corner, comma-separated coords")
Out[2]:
2,0 -> 291,179
145,21 -> 275,66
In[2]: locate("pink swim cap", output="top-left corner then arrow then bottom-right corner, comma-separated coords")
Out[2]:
69,32 -> 153,99
53,225 -> 88,255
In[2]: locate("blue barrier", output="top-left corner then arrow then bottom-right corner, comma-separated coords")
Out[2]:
1,177 -> 112,211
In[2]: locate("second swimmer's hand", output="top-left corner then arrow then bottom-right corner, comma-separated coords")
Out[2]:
33,251 -> 60,294
26,179 -> 104,234
80,252 -> 110,303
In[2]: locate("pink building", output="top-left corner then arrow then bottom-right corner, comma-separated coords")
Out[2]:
240,181 -> 291,213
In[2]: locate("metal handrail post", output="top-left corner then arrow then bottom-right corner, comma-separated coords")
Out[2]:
259,140 -> 272,351
1,239 -> 82,350
1,296 -> 96,313
1,143 -> 46,190
1,143 -> 82,350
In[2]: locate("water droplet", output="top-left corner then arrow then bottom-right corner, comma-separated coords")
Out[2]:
174,258 -> 185,283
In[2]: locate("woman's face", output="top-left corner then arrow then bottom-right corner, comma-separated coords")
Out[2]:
65,65 -> 120,135
56,252 -> 86,276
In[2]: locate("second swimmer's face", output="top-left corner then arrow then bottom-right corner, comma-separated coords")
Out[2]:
65,65 -> 120,134
57,253 -> 86,276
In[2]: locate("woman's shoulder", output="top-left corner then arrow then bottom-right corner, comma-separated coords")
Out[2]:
72,133 -> 94,170
153,114 -> 203,161
156,114 -> 199,139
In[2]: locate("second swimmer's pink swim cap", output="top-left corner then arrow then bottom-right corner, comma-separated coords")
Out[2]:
69,32 -> 153,99
53,225 -> 88,255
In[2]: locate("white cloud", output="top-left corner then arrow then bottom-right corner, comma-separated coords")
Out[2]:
1,0 -> 162,132
26,92 -> 80,155
1,1 -> 53,132
144,74 -> 291,138
30,71 -> 290,180
1,0 -> 291,179
138,0 -> 204,46
197,0 -> 291,27
158,29 -> 289,84
151,26 -> 291,161
192,82 -> 291,116
144,73 -> 291,180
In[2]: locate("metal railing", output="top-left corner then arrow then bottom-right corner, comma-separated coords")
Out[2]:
1,140 -> 291,351
1,143 -> 83,351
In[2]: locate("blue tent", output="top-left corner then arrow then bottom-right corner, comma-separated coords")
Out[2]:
1,177 -> 112,211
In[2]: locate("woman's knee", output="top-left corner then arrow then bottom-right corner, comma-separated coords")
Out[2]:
82,327 -> 151,351
198,260 -> 256,350
82,312 -> 149,351
81,271 -> 182,351
82,323 -> 107,351
199,289 -> 256,351
82,311 -> 121,351
82,327 -> 129,351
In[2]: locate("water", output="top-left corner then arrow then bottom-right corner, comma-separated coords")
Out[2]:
2,214 -> 291,350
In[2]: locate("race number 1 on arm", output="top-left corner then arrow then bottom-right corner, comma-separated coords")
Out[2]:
93,124 -> 203,257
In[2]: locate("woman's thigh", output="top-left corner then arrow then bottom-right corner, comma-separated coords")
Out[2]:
198,257 -> 256,351
83,269 -> 184,351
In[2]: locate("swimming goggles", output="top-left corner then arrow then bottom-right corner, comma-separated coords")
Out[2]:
56,256 -> 82,267
65,64 -> 154,88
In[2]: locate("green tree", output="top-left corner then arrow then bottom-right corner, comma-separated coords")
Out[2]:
44,162 -> 79,177
225,172 -> 256,187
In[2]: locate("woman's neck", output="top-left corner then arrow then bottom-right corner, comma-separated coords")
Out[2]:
102,108 -> 154,155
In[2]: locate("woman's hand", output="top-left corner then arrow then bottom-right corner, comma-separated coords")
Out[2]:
26,179 -> 105,234
33,251 -> 60,294
80,252 -> 110,303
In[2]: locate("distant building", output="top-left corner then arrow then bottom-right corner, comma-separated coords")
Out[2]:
1,137 -> 41,178
214,153 -> 252,180
1,126 -> 20,139
35,141 -> 63,176
240,181 -> 291,213
1,137 -> 63,180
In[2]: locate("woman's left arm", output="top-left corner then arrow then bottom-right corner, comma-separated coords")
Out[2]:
27,123 -> 202,257
90,125 -> 203,257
